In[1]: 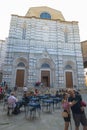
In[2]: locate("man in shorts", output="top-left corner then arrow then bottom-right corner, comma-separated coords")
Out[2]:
68,89 -> 87,130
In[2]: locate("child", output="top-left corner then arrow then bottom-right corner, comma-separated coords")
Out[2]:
62,93 -> 71,130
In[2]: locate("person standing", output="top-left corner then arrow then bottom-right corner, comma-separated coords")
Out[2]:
68,89 -> 87,130
62,93 -> 71,130
23,86 -> 28,94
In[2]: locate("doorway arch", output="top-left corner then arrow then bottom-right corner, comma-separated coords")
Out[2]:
16,62 -> 25,87
13,57 -> 28,88
41,63 -> 50,87
64,61 -> 75,88
36,58 -> 55,87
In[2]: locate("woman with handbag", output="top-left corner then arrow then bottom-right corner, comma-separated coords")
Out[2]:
62,93 -> 71,130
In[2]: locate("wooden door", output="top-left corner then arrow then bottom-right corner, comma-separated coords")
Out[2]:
65,72 -> 73,88
16,70 -> 25,87
41,71 -> 50,87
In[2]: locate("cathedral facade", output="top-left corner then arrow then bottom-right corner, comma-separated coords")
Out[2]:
3,6 -> 84,89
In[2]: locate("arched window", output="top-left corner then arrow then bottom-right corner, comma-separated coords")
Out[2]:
40,12 -> 51,19
17,62 -> 25,67
41,63 -> 50,68
65,65 -> 72,69
64,32 -> 68,43
22,28 -> 26,39
22,22 -> 26,39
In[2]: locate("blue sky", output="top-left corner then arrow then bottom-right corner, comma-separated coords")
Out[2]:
0,0 -> 87,41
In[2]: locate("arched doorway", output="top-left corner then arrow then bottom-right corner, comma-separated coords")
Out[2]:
65,71 -> 73,88
16,69 -> 25,87
84,61 -> 87,68
36,56 -> 55,88
41,63 -> 50,87
16,62 -> 25,87
13,57 -> 28,88
84,61 -> 87,86
41,70 -> 50,87
65,65 -> 73,88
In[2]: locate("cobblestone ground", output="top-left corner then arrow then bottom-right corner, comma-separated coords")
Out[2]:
0,90 -> 87,130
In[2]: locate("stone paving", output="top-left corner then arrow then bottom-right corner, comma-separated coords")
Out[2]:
0,91 -> 87,130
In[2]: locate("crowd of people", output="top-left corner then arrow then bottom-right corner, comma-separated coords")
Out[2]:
0,83 -> 87,130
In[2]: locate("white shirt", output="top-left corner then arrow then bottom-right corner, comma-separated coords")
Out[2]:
23,87 -> 28,92
8,95 -> 17,108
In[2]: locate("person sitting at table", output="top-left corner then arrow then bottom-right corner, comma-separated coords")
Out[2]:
7,92 -> 18,115
22,92 -> 30,106
11,92 -> 30,115
55,90 -> 59,97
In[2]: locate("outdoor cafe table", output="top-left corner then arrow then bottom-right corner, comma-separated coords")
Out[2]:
42,99 -> 54,112
25,102 -> 41,119
52,97 -> 62,109
30,97 -> 40,102
38,95 -> 49,100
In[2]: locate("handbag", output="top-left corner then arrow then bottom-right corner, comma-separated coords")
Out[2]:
62,111 -> 68,117
81,101 -> 86,107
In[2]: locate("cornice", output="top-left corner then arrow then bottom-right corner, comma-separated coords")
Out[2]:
11,14 -> 78,25
0,40 -> 5,42
81,40 -> 87,43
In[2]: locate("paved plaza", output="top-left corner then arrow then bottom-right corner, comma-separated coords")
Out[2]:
0,90 -> 87,130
